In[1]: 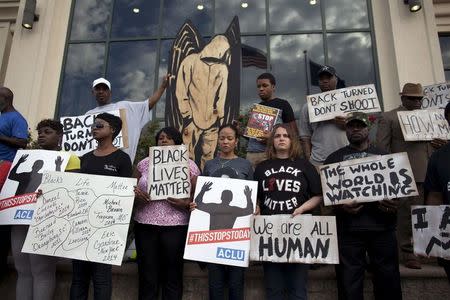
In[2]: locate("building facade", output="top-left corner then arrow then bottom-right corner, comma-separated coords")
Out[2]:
0,0 -> 447,131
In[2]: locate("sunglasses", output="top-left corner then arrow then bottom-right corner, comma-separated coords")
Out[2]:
91,123 -> 109,129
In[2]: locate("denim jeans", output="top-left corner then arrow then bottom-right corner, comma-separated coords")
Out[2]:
262,262 -> 309,300
70,260 -> 112,300
207,263 -> 245,300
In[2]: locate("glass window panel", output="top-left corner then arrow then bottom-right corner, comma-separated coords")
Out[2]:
156,39 -> 174,119
269,0 -> 322,32
111,0 -> 160,38
327,33 -> 375,87
439,35 -> 450,67
445,70 -> 450,82
240,36 -> 267,115
270,34 -> 324,117
215,0 -> 265,34
324,0 -> 369,30
69,0 -> 112,40
106,41 -> 158,104
58,43 -> 105,116
161,0 -> 213,37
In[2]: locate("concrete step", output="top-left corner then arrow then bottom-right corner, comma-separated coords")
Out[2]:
0,260 -> 449,299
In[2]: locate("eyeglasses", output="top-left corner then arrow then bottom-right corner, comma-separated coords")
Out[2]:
91,123 -> 109,129
405,96 -> 423,102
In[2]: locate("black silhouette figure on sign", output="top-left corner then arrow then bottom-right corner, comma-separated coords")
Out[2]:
194,181 -> 253,230
8,154 -> 63,195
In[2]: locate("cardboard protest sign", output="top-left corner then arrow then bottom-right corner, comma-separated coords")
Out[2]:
61,109 -> 129,156
307,84 -> 380,122
184,176 -> 257,267
244,104 -> 281,139
22,171 -> 137,266
148,145 -> 190,200
411,205 -> 450,259
250,215 -> 339,264
422,83 -> 450,109
397,109 -> 450,141
0,150 -> 71,225
320,152 -> 418,206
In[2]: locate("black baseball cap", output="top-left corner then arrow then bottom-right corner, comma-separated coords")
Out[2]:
318,65 -> 336,77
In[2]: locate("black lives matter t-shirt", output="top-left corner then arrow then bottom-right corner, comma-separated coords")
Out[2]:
254,158 -> 322,215
324,145 -> 396,232
425,143 -> 450,205
80,149 -> 133,178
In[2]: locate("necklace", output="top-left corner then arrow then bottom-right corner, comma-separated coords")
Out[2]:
218,156 -> 237,169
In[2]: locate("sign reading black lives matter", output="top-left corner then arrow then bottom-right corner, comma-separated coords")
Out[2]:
21,171 -> 137,266
320,152 -> 418,206
411,205 -> 450,259
148,145 -> 190,200
250,215 -> 339,264
60,109 -> 129,156
397,109 -> 450,141
307,84 -> 381,123
422,83 -> 450,109
184,176 -> 257,267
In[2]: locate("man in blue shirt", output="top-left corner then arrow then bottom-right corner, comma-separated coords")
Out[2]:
0,86 -> 28,281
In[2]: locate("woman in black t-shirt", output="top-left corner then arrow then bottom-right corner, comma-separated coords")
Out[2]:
254,124 -> 322,300
70,113 -> 132,300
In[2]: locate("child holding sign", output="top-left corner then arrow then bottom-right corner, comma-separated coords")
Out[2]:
133,127 -> 200,300
254,124 -> 323,300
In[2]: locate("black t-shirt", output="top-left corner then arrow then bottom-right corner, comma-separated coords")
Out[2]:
80,149 -> 133,178
254,158 -> 322,215
259,98 -> 296,123
324,145 -> 397,232
424,143 -> 450,205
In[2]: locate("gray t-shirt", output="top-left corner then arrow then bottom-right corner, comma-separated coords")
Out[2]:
86,100 -> 151,163
203,157 -> 253,180
298,104 -> 347,163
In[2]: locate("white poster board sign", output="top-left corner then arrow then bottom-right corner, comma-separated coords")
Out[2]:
21,171 -> 137,266
320,152 -> 418,206
250,215 -> 339,264
184,176 -> 257,267
397,109 -> 450,141
148,145 -> 190,200
0,150 -> 70,225
422,83 -> 450,109
307,84 -> 381,123
61,109 -> 128,156
412,205 -> 450,259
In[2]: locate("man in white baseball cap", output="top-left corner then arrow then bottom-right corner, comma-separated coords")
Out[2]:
86,75 -> 168,162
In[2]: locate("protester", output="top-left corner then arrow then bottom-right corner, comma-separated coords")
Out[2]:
299,65 -> 347,167
376,83 -> 437,269
253,123 -> 322,299
325,112 -> 402,299
70,113 -> 132,300
191,124 -> 253,300
0,87 -> 28,281
246,73 -> 298,168
133,127 -> 200,300
424,102 -> 450,282
10,119 -> 79,300
86,75 -> 168,163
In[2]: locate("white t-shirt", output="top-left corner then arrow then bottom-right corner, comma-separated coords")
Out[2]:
86,100 -> 151,162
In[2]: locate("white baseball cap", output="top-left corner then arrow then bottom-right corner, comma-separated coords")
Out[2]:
92,77 -> 111,90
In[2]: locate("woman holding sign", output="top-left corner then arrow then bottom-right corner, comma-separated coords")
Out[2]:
133,126 -> 200,300
191,123 -> 253,300
253,124 -> 323,300
11,119 -> 80,300
70,113 -> 132,300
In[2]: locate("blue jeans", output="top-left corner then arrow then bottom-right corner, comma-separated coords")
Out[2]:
262,262 -> 309,300
207,263 -> 245,300
70,260 -> 112,300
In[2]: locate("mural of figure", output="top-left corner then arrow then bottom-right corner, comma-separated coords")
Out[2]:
8,154 -> 63,195
166,17 -> 241,169
194,181 -> 253,230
